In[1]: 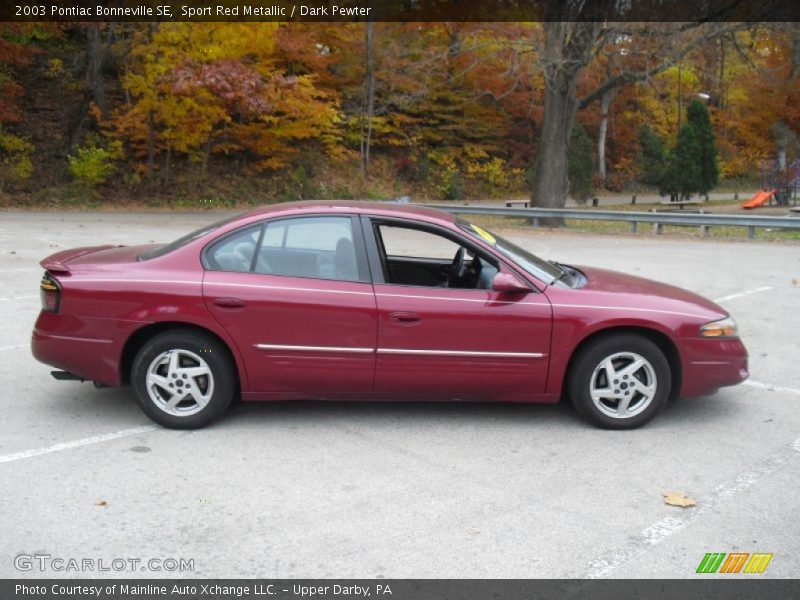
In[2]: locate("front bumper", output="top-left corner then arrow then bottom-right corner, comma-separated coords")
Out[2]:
679,337 -> 749,398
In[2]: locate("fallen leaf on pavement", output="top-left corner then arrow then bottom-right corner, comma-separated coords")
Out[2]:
663,491 -> 696,508
95,500 -> 108,507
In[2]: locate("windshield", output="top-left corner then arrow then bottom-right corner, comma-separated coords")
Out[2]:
138,214 -> 244,260
457,219 -> 563,283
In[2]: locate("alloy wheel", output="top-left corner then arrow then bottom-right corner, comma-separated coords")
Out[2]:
589,351 -> 657,419
145,349 -> 214,417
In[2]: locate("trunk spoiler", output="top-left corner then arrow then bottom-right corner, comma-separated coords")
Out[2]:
40,245 -> 117,274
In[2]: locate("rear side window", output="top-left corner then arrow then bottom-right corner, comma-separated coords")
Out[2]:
205,216 -> 364,283
205,226 -> 262,273
255,216 -> 359,281
139,213 -> 245,261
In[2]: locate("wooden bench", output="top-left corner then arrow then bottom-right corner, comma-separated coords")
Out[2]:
659,200 -> 700,209
505,200 -> 530,208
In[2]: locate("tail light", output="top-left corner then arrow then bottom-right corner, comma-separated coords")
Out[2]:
40,272 -> 61,313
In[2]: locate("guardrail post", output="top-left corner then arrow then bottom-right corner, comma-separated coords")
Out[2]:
630,222 -> 638,234
700,225 -> 709,237
653,222 -> 662,235
532,217 -> 540,228
631,195 -> 636,205
747,226 -> 755,240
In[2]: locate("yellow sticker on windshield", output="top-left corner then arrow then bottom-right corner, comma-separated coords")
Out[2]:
470,224 -> 496,245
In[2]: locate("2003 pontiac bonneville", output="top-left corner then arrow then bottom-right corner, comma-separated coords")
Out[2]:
32,201 -> 748,429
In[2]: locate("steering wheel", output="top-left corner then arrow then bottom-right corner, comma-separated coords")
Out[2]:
447,247 -> 466,287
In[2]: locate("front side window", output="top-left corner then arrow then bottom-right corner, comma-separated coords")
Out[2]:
458,220 -> 562,284
374,222 -> 497,289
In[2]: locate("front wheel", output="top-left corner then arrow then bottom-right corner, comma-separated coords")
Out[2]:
131,330 -> 236,429
568,334 -> 671,430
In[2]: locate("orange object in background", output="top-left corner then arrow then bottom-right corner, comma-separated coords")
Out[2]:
741,189 -> 776,209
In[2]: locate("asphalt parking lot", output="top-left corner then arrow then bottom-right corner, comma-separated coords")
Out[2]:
0,211 -> 798,579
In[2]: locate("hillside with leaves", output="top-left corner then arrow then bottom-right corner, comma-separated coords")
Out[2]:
1,22 -> 799,207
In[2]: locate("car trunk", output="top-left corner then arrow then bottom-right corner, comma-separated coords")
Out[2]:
40,244 -> 158,273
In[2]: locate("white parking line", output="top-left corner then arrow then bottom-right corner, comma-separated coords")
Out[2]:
0,425 -> 158,464
743,380 -> 800,396
583,434 -> 800,578
0,344 -> 27,352
713,286 -> 773,303
0,294 -> 38,302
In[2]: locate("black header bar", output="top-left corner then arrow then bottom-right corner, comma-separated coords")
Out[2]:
3,0 -> 800,23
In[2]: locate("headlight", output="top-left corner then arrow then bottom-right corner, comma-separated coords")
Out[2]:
699,317 -> 738,338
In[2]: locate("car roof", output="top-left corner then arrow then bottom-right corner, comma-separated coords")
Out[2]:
240,200 -> 457,225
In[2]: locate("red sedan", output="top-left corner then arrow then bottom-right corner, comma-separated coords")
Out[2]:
32,201 -> 748,429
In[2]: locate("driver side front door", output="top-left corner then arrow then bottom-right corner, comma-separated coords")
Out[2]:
363,217 -> 552,400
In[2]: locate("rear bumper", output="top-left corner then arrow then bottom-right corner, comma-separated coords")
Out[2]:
31,311 -> 134,386
679,337 -> 749,398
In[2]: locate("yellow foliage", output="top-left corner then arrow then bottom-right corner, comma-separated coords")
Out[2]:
0,126 -> 34,188
111,23 -> 339,171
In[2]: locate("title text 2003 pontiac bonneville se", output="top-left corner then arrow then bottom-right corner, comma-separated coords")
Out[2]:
32,201 -> 748,429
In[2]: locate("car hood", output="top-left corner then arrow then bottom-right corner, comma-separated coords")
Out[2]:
572,265 -> 727,319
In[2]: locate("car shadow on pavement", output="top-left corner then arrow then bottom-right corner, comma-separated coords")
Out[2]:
44,384 -> 741,432
223,397 -> 586,430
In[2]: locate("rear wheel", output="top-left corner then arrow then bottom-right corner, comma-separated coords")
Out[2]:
131,330 -> 236,429
568,334 -> 671,430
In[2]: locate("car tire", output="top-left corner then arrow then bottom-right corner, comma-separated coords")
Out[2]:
131,330 -> 236,429
567,334 -> 671,430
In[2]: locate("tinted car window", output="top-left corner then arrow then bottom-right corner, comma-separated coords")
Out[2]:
139,213 -> 244,261
254,216 -> 359,282
206,226 -> 262,272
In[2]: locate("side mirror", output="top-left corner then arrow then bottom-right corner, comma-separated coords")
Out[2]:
492,272 -> 529,293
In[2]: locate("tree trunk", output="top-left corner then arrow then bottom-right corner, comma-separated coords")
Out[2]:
146,110 -> 155,184
677,60 -> 684,134
533,74 -> 577,212
597,53 -> 619,186
360,22 -> 376,179
162,147 -> 171,190
68,24 -> 108,150
85,24 -> 107,116
597,90 -> 617,185
532,22 -> 599,222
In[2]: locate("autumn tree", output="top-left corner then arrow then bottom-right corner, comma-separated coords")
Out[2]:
527,0 -> 752,216
0,24 -> 53,190
109,23 -> 339,187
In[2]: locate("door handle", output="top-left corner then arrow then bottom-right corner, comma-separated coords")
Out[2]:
389,311 -> 421,325
213,297 -> 245,309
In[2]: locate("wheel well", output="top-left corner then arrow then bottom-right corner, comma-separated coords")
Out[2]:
120,322 -> 240,388
563,326 -> 682,401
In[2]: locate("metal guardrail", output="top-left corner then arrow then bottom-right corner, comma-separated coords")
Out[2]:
423,204 -> 800,239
